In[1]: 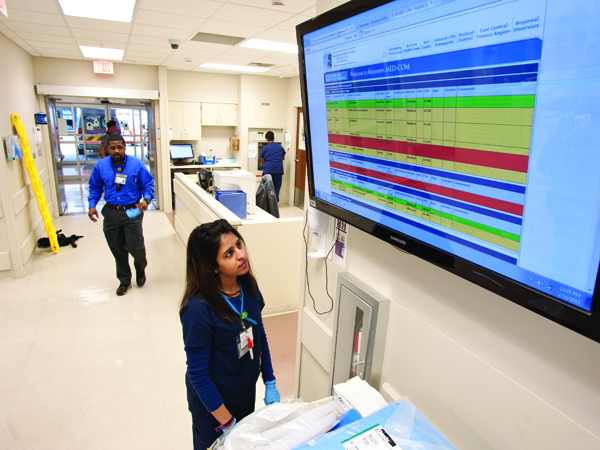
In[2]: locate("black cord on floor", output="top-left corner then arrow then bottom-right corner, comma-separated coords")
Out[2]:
303,209 -> 336,315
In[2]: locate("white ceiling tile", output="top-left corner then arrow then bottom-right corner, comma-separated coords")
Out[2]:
166,65 -> 194,71
228,0 -> 316,15
14,32 -> 75,44
1,29 -> 19,39
5,0 -> 62,14
274,14 -> 312,32
129,35 -> 174,47
223,47 -> 277,58
125,57 -> 166,65
125,50 -> 168,59
179,40 -> 233,53
166,49 -> 221,60
3,22 -> 71,36
300,6 -> 317,18
1,9 -> 65,27
75,38 -> 129,49
135,10 -> 205,30
71,29 -> 130,43
64,17 -> 132,33
27,41 -> 80,52
131,24 -> 192,40
37,50 -> 84,59
137,0 -> 223,18
127,43 -> 174,54
254,56 -> 299,66
0,21 -> 9,30
197,19 -> 266,38
10,38 -> 37,51
208,55 -> 257,65
211,4 -> 292,26
265,51 -> 299,61
254,28 -> 297,44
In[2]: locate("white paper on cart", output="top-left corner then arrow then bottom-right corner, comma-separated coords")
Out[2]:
255,402 -> 305,422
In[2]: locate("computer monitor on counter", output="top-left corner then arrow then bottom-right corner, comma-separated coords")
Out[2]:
213,170 -> 256,215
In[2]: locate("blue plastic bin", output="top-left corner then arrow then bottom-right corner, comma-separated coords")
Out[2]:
215,190 -> 246,219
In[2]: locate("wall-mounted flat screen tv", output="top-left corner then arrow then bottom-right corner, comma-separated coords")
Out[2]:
297,0 -> 600,343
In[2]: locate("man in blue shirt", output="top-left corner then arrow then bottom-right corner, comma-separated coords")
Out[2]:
88,135 -> 155,296
259,131 -> 286,202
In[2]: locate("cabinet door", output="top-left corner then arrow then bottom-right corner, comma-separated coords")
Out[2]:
219,104 -> 237,126
184,102 -> 202,140
168,101 -> 184,139
201,103 -> 219,125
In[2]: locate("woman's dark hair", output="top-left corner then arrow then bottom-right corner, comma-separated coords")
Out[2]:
180,219 -> 258,322
265,131 -> 274,141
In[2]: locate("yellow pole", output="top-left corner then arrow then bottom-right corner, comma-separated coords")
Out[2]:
10,113 -> 59,253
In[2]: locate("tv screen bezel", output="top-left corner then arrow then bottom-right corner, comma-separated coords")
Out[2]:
295,0 -> 600,343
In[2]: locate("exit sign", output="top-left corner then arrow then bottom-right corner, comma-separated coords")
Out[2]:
0,0 -> 7,17
93,61 -> 114,74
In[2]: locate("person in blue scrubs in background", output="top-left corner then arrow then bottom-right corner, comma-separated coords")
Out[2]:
180,219 -> 280,449
259,131 -> 286,201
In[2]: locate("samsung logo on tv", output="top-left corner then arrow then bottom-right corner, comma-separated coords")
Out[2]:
390,235 -> 406,246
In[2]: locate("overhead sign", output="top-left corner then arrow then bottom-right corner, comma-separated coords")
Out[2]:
0,0 -> 7,17
93,61 -> 114,74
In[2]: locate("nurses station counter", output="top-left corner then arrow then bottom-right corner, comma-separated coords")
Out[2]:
172,172 -> 304,315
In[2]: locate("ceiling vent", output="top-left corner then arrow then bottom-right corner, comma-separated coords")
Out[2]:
191,32 -> 245,46
247,62 -> 275,67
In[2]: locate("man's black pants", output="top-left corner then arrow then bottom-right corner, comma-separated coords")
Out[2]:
101,205 -> 147,286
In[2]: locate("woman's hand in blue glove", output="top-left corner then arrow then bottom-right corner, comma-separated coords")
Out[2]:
264,379 -> 280,405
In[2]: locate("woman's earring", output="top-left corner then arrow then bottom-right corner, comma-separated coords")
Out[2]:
214,270 -> 218,274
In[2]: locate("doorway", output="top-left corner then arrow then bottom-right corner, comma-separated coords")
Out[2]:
294,107 -> 306,209
49,100 -> 155,214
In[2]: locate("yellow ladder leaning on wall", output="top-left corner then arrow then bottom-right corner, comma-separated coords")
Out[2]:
11,113 -> 59,254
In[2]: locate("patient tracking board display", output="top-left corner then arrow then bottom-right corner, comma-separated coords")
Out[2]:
302,0 -> 600,312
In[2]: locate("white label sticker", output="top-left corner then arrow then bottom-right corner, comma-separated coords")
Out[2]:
342,425 -> 398,449
255,402 -> 305,423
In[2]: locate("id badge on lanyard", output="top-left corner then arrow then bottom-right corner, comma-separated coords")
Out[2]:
115,174 -> 127,185
236,325 -> 254,359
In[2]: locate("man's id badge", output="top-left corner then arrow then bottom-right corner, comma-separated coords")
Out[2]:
236,326 -> 254,359
115,174 -> 127,185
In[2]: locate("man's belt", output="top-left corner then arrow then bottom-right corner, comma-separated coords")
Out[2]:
105,202 -> 137,210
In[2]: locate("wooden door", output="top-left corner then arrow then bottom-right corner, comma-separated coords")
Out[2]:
294,108 -> 306,208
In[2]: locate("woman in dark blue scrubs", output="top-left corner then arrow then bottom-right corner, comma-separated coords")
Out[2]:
180,219 -> 280,449
259,131 -> 286,202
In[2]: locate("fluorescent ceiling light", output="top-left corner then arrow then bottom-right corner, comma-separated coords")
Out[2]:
58,0 -> 136,22
80,46 -> 124,60
239,39 -> 298,54
199,63 -> 270,73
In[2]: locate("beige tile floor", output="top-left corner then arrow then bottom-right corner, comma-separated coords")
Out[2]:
0,210 -> 299,450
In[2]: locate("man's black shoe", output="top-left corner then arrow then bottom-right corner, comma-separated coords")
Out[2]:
136,273 -> 146,287
116,284 -> 132,296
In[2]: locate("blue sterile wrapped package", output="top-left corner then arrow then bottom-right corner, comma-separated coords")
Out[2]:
216,190 -> 247,219
295,397 -> 457,450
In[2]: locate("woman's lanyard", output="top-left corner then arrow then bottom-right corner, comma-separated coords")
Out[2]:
219,283 -> 257,329
111,156 -> 127,192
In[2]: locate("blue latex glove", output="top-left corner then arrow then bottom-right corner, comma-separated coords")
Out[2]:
264,379 -> 280,405
222,417 -> 236,434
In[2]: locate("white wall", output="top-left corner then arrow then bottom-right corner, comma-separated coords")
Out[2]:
294,1 -> 600,449
166,70 -> 238,103
239,74 -> 291,201
284,77 -> 303,205
33,58 -> 159,90
0,34 -> 54,278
